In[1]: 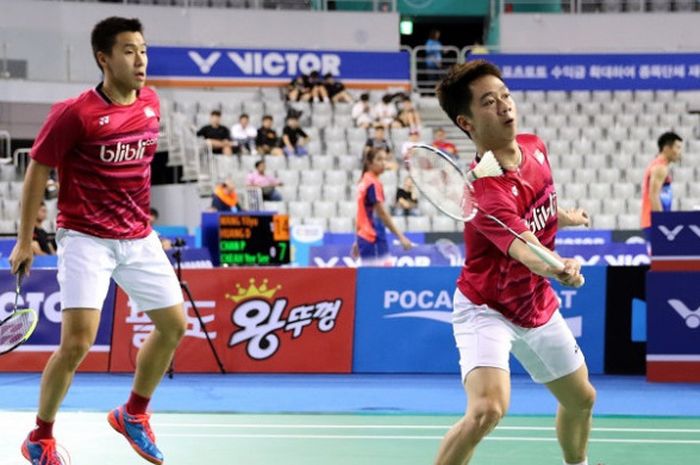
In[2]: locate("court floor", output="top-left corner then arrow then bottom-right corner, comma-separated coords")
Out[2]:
1,411 -> 698,465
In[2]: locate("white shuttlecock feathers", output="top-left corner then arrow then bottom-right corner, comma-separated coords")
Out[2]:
470,150 -> 503,180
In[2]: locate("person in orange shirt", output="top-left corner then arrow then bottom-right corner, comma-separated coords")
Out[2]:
352,148 -> 412,265
210,179 -> 243,212
640,131 -> 683,242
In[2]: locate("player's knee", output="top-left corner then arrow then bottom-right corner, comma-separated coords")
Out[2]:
469,401 -> 504,434
565,383 -> 596,413
58,339 -> 92,367
161,318 -> 186,346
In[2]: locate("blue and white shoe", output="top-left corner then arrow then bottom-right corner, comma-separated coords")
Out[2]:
21,434 -> 69,465
108,405 -> 163,464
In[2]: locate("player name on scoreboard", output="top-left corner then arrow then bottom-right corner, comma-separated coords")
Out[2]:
219,213 -> 290,266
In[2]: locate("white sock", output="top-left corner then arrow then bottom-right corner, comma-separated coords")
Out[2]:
564,460 -> 587,465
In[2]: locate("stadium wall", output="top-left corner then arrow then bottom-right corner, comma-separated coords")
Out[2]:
500,13 -> 700,52
0,0 -> 398,82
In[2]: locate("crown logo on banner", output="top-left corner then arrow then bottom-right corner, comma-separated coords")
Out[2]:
226,278 -> 282,303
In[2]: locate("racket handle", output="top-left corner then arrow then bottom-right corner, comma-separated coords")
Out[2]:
526,242 -> 585,288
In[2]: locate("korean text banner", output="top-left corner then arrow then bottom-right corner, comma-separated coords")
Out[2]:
477,54 -> 700,90
109,268 -> 356,373
0,270 -> 116,372
148,46 -> 410,87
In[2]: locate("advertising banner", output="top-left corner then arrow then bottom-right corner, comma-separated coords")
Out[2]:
148,46 -> 410,88
0,270 -> 115,372
481,54 -> 700,90
109,268 -> 356,373
353,266 -> 606,375
650,211 -> 700,271
646,271 -> 700,382
309,244 -> 460,268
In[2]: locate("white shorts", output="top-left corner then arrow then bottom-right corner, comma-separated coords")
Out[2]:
452,289 -> 585,384
56,228 -> 183,312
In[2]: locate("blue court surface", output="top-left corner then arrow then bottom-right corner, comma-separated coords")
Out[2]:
1,373 -> 699,464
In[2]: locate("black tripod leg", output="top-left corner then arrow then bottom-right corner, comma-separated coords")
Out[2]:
181,281 -> 226,374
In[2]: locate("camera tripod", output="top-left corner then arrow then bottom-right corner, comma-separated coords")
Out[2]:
167,240 -> 225,377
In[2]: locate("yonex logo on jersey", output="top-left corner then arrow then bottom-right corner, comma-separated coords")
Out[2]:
99,139 -> 157,163
534,150 -> 545,165
99,116 -> 110,126
511,186 -> 519,197
144,107 -> 156,118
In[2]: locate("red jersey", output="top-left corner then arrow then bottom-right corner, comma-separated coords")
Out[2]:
31,85 -> 160,239
457,134 -> 559,328
356,171 -> 386,243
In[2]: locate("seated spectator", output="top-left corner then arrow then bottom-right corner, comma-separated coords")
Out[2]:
255,115 -> 284,156
32,202 -> 55,255
210,179 -> 244,212
286,74 -> 311,102
196,110 -> 234,155
282,114 -> 309,157
149,207 -> 172,250
373,93 -> 398,129
306,70 -> 329,103
400,129 -> 423,159
393,177 -> 420,217
323,73 -> 353,104
45,173 -> 59,200
247,160 -> 283,201
231,113 -> 257,155
395,96 -> 421,131
351,93 -> 373,128
363,124 -> 392,159
432,127 -> 458,158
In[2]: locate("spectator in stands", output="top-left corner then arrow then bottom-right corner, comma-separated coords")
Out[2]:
395,96 -> 421,130
210,179 -> 244,212
374,93 -> 398,129
640,131 -> 683,241
393,177 -> 420,217
149,207 -> 172,251
282,114 -> 309,157
255,115 -> 283,156
247,160 -> 283,201
351,147 -> 413,265
425,29 -> 443,70
323,73 -> 353,104
432,127 -> 458,158
32,202 -> 55,255
306,70 -> 330,103
44,175 -> 59,200
400,129 -> 423,160
363,123 -> 393,159
351,93 -> 374,128
286,74 -> 311,102
196,110 -> 234,155
231,113 -> 257,155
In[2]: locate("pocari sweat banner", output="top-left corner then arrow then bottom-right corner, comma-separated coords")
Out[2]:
148,46 -> 410,88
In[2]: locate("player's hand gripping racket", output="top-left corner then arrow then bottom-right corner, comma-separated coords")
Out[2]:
404,143 -> 584,287
0,273 -> 39,355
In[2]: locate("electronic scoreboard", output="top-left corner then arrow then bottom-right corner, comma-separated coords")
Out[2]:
218,213 -> 290,266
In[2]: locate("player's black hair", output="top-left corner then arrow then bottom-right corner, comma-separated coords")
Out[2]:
210,110 -> 222,117
255,160 -> 265,169
240,113 -> 250,120
262,114 -> 273,121
91,17 -> 144,72
361,147 -> 385,175
657,131 -> 683,152
436,59 -> 503,139
149,207 -> 159,218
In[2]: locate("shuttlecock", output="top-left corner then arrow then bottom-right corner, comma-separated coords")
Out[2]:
470,150 -> 503,180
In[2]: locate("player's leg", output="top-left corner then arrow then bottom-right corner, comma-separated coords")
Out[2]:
434,367 -> 510,465
108,231 -> 184,464
547,365 -> 596,465
514,311 -> 594,465
434,290 -> 515,465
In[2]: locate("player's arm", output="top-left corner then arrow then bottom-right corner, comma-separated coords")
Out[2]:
9,160 -> 53,275
507,230 -> 583,287
648,164 -> 667,212
373,202 -> 413,250
557,206 -> 589,227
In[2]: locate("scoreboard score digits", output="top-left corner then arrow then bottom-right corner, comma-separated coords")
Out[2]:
219,213 -> 290,266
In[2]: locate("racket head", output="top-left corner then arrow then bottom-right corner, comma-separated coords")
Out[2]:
404,143 -> 478,222
0,308 -> 38,355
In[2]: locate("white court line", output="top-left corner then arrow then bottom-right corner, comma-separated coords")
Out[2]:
154,433 -> 700,444
145,423 -> 700,434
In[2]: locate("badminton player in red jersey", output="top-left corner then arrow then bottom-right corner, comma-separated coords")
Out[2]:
9,17 -> 185,465
432,60 -> 594,465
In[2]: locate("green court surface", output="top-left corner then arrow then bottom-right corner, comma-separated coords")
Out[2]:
1,412 -> 698,464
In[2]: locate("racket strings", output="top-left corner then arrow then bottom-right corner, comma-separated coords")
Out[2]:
408,147 -> 467,219
0,310 -> 37,351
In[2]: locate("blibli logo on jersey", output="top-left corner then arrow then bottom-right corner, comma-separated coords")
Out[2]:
526,191 -> 557,234
99,139 -> 157,163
